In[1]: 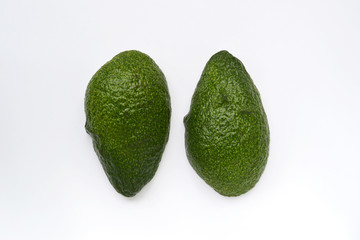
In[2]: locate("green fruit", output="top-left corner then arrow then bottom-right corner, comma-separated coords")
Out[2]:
85,50 -> 171,197
184,50 -> 269,197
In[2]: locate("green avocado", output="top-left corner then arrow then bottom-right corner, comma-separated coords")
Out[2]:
85,50 -> 171,197
184,50 -> 269,197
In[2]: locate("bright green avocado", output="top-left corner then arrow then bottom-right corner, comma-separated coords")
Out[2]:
184,50 -> 269,197
85,50 -> 171,197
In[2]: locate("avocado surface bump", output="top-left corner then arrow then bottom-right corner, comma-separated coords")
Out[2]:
184,50 -> 269,197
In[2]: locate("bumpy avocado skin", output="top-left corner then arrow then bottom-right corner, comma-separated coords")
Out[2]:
85,50 -> 171,197
184,50 -> 269,197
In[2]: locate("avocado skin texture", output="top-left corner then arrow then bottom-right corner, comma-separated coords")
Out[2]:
184,50 -> 269,197
85,50 -> 171,197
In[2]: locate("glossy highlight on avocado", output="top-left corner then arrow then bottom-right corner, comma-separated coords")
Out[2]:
184,50 -> 269,197
85,50 -> 171,197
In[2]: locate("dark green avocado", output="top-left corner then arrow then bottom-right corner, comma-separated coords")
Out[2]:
184,50 -> 269,197
85,50 -> 171,197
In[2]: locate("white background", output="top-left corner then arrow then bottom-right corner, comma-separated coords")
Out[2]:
1,0 -> 359,239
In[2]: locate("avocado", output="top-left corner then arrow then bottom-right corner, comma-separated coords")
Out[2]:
85,50 -> 171,197
184,50 -> 269,197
